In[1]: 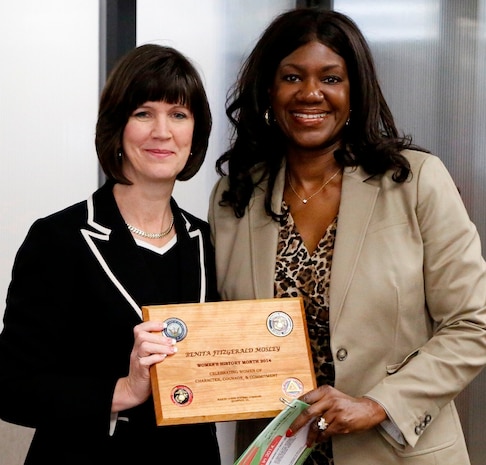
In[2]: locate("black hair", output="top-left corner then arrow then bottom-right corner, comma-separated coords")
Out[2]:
216,8 -> 424,219
96,44 -> 211,183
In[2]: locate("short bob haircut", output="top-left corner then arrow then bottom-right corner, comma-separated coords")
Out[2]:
96,44 -> 212,183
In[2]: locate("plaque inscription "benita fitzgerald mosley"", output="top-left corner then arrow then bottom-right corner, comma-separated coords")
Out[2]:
142,298 -> 317,426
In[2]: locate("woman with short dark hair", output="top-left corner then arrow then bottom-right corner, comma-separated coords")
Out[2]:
0,44 -> 221,465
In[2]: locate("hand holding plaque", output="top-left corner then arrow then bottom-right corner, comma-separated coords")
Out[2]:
142,297 -> 316,426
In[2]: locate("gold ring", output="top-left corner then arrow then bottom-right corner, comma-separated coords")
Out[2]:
317,417 -> 329,431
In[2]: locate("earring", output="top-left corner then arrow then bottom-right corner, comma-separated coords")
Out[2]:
117,150 -> 122,158
264,108 -> 272,126
345,110 -> 352,126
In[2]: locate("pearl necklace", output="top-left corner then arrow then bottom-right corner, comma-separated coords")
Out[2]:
126,215 -> 174,239
287,168 -> 341,204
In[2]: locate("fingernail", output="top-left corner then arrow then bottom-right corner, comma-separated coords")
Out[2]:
285,428 -> 293,438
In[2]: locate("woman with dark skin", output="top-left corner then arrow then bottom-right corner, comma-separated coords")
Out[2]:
0,44 -> 221,465
209,8 -> 486,465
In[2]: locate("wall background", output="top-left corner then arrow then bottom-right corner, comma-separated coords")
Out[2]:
0,1 -> 99,463
0,1 -> 99,316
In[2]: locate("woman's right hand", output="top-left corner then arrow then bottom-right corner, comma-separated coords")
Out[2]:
112,320 -> 177,412
286,385 -> 387,447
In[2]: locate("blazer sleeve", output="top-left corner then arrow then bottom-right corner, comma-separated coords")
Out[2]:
365,155 -> 486,447
0,218 -> 117,431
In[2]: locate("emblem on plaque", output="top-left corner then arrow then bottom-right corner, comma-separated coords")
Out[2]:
281,377 -> 304,398
163,317 -> 188,342
171,385 -> 193,406
267,311 -> 293,337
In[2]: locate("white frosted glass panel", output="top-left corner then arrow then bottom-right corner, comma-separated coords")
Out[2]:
137,0 -> 294,219
336,0 -> 440,40
471,1 -> 486,240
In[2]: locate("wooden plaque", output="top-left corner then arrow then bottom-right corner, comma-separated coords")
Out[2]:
142,298 -> 316,426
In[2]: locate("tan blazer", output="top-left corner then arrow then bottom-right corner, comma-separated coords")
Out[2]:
209,150 -> 486,465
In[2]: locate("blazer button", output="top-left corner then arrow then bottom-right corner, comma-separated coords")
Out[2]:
415,425 -> 422,435
336,348 -> 348,361
425,414 -> 432,424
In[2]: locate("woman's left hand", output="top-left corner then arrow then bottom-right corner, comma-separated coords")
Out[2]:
286,385 -> 387,447
112,320 -> 177,412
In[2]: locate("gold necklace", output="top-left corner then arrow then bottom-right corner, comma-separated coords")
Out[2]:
287,168 -> 341,204
126,215 -> 174,239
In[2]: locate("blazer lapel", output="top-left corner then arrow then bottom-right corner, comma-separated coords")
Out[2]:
80,183 -> 150,318
84,186 -> 206,314
248,164 -> 286,299
329,167 -> 380,332
245,162 -> 380,318
173,209 -> 206,303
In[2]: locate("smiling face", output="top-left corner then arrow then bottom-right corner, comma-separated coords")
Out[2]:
121,100 -> 194,185
270,41 -> 351,155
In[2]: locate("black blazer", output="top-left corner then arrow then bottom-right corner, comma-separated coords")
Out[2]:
0,181 -> 221,465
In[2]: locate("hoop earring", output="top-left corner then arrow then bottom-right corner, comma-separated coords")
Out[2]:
264,107 -> 272,126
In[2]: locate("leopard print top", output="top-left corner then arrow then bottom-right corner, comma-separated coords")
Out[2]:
274,202 -> 336,465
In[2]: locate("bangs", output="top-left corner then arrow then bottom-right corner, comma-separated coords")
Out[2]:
128,61 -> 196,111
